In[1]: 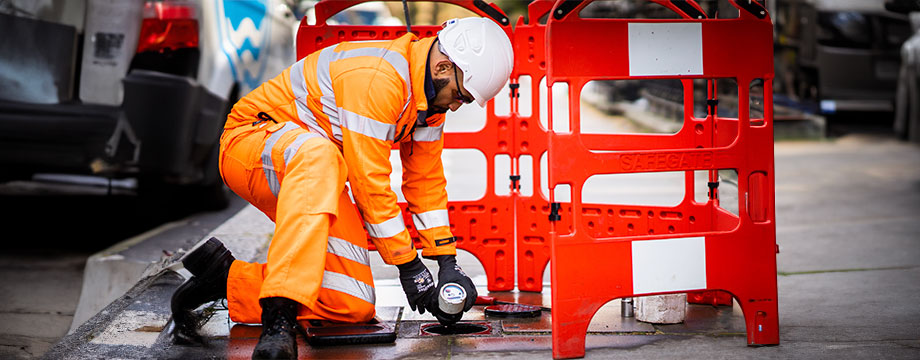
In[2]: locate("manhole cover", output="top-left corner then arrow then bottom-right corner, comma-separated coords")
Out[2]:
420,322 -> 492,336
305,323 -> 396,346
484,304 -> 542,318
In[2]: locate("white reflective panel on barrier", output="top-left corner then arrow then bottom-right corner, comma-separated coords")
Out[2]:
632,236 -> 706,294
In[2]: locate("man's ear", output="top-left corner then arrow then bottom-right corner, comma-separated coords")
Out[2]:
433,59 -> 454,77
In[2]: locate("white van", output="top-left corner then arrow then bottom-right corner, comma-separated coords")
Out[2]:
0,0 -> 297,207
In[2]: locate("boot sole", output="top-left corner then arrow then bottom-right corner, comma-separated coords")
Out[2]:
252,330 -> 300,360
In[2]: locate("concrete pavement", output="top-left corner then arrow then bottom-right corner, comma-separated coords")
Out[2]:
0,251 -> 84,359
43,128 -> 920,358
0,182 -> 251,359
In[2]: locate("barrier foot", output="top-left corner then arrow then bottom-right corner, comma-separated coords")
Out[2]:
739,297 -> 780,346
551,303 -> 589,359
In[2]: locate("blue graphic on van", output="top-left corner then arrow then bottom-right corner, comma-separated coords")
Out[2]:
218,0 -> 272,91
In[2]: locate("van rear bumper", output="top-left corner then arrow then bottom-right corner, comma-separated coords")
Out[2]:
0,70 -> 226,184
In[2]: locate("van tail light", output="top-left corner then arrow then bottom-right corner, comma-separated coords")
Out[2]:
136,1 -> 199,53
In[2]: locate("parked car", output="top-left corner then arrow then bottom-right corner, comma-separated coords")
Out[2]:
773,0 -> 912,115
0,0 -> 296,207
887,0 -> 920,142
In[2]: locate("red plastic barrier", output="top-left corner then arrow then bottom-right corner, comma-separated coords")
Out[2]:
507,0 -> 556,293
510,0 -> 739,295
296,0 -> 517,291
509,0 -> 745,295
542,0 -> 778,358
688,290 -> 734,306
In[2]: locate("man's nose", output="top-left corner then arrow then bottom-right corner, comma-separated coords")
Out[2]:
449,102 -> 461,112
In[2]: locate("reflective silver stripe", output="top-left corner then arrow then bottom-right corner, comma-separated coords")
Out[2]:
316,47 -> 335,97
326,46 -> 410,85
316,47 -> 341,140
327,236 -> 370,265
316,46 -> 411,81
322,96 -> 342,141
322,271 -> 375,304
316,44 -> 411,142
412,123 -> 444,142
412,209 -> 450,231
365,215 -> 406,238
341,108 -> 396,141
283,132 -> 321,167
288,59 -> 327,139
261,122 -> 301,197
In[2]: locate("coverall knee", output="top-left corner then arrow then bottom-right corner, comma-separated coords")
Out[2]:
218,122 -> 376,324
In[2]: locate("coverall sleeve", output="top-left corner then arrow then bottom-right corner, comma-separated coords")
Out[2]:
336,68 -> 416,266
400,114 -> 455,258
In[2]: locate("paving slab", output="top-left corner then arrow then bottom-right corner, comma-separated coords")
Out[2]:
773,139 -> 920,274
0,252 -> 85,360
584,335 -> 920,360
778,268 -> 920,343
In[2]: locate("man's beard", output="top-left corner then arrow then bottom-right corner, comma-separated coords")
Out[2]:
428,77 -> 451,115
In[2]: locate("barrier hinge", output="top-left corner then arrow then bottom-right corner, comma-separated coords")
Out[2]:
707,99 -> 719,115
510,175 -> 521,190
549,202 -> 562,222
708,181 -> 720,200
509,83 -> 520,98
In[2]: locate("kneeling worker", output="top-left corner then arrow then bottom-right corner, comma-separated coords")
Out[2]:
170,17 -> 514,359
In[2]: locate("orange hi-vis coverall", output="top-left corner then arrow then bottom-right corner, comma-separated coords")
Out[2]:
218,34 -> 456,324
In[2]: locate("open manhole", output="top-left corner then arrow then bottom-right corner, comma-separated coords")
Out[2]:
420,322 -> 492,336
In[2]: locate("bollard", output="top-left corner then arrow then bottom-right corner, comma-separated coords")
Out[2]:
621,298 -> 634,317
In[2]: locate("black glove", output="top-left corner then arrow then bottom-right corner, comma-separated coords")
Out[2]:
435,255 -> 478,313
421,280 -> 462,326
430,303 -> 463,326
397,256 -> 437,314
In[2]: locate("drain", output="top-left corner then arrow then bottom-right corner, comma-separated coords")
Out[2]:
420,322 -> 492,336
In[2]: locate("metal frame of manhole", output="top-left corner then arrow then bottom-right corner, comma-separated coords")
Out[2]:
418,321 -> 497,337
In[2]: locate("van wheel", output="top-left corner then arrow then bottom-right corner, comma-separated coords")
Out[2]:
137,178 -> 229,213
191,141 -> 229,211
137,143 -> 228,211
191,181 -> 230,211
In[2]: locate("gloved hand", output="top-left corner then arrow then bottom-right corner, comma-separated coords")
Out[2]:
429,303 -> 462,326
397,256 -> 437,315
435,255 -> 478,313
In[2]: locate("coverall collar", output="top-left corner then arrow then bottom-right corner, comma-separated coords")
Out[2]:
424,52 -> 436,104
408,36 -> 439,124
418,52 -> 437,121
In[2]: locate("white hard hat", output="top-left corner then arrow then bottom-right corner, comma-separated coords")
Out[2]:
438,17 -> 514,107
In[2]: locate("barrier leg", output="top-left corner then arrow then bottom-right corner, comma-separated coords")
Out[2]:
516,200 -> 562,292
737,290 -> 780,346
709,232 -> 780,346
517,247 -> 549,292
550,241 -> 633,359
551,296 -> 592,359
551,244 -> 590,359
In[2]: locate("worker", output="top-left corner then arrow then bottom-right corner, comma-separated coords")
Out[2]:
169,17 -> 514,359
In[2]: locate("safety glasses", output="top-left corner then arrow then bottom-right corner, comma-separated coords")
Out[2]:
453,67 -> 474,104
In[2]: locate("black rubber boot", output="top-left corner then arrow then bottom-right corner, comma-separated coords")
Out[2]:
252,297 -> 301,360
170,237 -> 235,344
